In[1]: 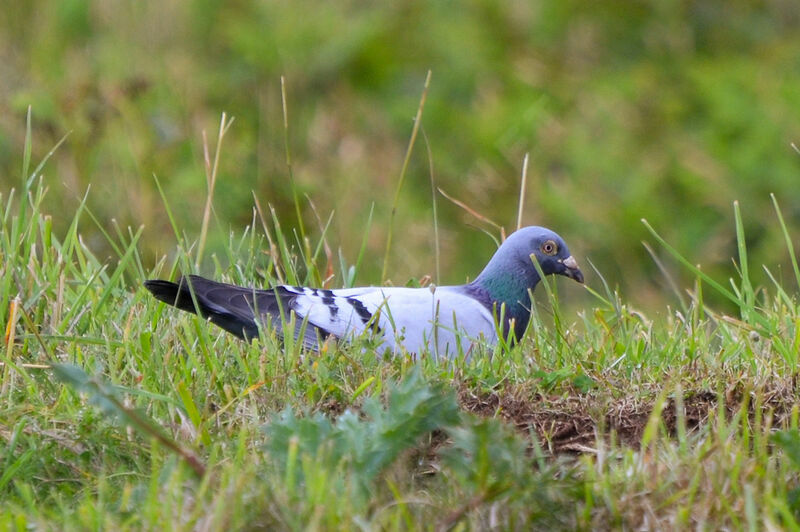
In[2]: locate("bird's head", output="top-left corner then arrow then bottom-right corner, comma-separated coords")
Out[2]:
506,226 -> 584,284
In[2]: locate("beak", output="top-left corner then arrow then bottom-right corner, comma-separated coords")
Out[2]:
560,255 -> 584,284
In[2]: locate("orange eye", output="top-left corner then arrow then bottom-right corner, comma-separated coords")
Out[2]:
541,240 -> 558,256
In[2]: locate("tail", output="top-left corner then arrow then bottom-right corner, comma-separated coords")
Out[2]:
144,275 -> 272,340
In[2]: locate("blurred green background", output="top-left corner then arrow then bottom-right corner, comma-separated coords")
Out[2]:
2,0 -> 800,312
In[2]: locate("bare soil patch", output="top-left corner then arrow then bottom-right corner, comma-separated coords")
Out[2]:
458,379 -> 799,454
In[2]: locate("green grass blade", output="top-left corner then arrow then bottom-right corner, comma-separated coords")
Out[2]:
770,193 -> 800,294
381,70 -> 431,282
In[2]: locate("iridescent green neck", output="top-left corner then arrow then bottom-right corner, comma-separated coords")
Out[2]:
473,262 -> 540,339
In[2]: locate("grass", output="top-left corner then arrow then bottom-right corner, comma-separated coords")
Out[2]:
3,115 -> 800,530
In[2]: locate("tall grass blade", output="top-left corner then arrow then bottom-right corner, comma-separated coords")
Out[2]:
770,193 -> 800,294
197,112 -> 234,268
642,240 -> 687,313
516,153 -> 529,231
422,129 -> 441,284
437,187 -> 504,244
733,201 -> 755,322
382,70 -> 432,282
92,226 -> 143,316
18,106 -> 33,238
641,218 -> 768,330
281,76 -> 307,244
350,203 -> 375,287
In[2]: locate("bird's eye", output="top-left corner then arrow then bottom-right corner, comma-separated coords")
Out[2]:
541,240 -> 558,256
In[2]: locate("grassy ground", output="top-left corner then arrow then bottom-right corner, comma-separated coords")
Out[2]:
3,121 -> 800,530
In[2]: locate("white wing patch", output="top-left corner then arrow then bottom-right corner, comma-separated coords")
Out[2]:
283,285 -> 497,357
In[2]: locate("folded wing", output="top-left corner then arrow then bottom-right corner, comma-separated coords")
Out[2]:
145,276 -> 497,355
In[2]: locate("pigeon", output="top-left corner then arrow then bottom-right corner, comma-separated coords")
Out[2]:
144,226 -> 583,357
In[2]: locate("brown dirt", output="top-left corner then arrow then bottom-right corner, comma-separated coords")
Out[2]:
316,397 -> 348,417
458,378 -> 799,454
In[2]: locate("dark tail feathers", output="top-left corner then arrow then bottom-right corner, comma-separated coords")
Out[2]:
144,275 -> 266,340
